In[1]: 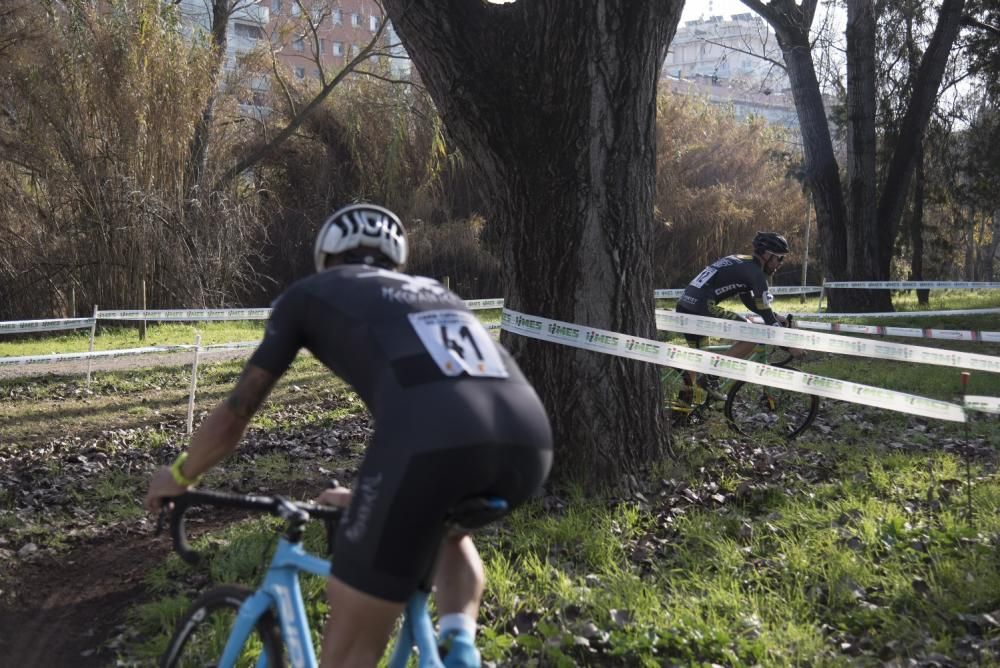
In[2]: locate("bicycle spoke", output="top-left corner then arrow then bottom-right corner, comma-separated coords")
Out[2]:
725,381 -> 819,441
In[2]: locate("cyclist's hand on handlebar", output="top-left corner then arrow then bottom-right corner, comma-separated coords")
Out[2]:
143,465 -> 190,514
314,485 -> 353,508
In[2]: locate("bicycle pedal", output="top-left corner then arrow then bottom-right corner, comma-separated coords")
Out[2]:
697,377 -> 726,402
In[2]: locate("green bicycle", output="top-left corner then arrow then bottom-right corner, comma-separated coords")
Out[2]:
661,339 -> 820,441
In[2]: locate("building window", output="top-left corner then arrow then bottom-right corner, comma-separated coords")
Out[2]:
295,67 -> 305,78
293,36 -> 305,51
311,8 -> 324,25
351,13 -> 360,27
291,1 -> 300,16
332,41 -> 343,56
350,43 -> 360,57
369,15 -> 379,31
315,69 -> 322,79
331,9 -> 342,25
233,23 -> 263,40
319,38 -> 326,54
272,0 -> 282,13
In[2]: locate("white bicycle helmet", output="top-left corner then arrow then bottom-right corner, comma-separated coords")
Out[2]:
313,203 -> 408,271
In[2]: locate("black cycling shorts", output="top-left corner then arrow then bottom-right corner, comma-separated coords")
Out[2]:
329,383 -> 553,602
675,301 -> 748,348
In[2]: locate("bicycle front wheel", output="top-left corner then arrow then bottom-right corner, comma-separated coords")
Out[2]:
160,585 -> 285,668
724,378 -> 819,441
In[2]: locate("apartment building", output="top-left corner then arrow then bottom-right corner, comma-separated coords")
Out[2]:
177,0 -> 408,108
664,13 -> 787,93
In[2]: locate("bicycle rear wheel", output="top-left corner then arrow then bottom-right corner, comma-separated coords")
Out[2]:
724,376 -> 819,441
160,585 -> 285,668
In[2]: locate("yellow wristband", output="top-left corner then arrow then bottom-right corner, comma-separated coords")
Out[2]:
170,452 -> 202,487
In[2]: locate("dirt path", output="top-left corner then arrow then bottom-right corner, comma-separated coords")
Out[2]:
0,478 -> 334,667
0,524 -> 165,666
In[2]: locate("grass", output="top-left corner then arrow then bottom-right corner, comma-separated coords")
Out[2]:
2,292 -> 999,665
0,320 -> 266,357
123,442 -> 1000,666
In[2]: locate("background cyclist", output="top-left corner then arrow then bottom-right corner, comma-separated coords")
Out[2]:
144,203 -> 553,668
673,231 -> 804,403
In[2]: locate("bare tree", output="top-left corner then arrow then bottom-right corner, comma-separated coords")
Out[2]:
742,0 -> 966,312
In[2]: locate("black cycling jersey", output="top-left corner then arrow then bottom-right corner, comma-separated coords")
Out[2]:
249,264 -> 552,601
250,264 -> 532,412
676,254 -> 779,326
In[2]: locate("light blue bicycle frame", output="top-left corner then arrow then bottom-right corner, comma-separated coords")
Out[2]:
217,537 -> 447,668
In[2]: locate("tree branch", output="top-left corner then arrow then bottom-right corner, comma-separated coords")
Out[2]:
214,11 -> 390,188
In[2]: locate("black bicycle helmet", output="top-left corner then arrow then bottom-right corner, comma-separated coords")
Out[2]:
752,231 -> 790,255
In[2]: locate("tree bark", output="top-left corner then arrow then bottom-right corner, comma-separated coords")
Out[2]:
844,0 -> 889,311
186,0 -> 231,195
383,0 -> 681,487
910,144 -> 929,304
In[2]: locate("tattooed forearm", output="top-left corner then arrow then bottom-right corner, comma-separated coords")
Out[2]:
226,365 -> 278,419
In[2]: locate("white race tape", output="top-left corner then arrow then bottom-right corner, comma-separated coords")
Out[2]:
789,308 -> 1000,319
656,287 -> 823,299
464,299 -> 505,310
824,281 -> 1000,289
501,309 -> 965,422
656,310 -> 1000,374
199,341 -> 260,351
964,395 -> 1000,415
94,300 -> 504,322
0,345 -> 188,367
97,309 -> 272,321
0,318 -> 96,335
795,320 -> 1000,343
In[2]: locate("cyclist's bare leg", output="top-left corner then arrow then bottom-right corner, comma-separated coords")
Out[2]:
433,534 -> 484,619
320,576 -> 405,668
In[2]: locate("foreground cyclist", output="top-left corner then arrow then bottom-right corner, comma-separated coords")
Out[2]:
144,203 -> 553,668
674,231 -> 803,403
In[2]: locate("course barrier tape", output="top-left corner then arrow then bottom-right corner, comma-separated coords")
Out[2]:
656,310 -> 1000,374
97,308 -> 272,321
464,299 -> 505,310
823,281 -> 1000,289
794,319 -> 1000,343
0,345 -> 190,367
964,395 -> 1000,415
501,308 -> 966,422
655,286 -> 823,299
0,318 -> 96,335
789,307 -> 1000,319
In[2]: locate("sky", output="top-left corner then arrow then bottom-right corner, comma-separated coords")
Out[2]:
680,0 -> 752,23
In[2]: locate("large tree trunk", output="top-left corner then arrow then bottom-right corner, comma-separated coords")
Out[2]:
384,1 -> 681,487
843,0 -> 890,311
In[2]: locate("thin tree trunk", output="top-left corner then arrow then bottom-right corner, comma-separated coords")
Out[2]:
186,0 -> 231,195
875,0 -> 966,275
384,0 -> 681,487
910,144 -> 928,304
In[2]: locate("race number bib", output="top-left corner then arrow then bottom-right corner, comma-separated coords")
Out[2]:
408,310 -> 509,378
690,266 -> 718,288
